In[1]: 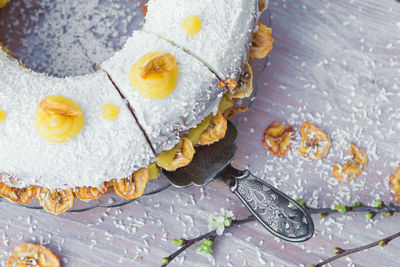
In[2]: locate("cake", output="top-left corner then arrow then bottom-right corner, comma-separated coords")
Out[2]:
101,31 -> 224,155
143,0 -> 259,81
0,0 -> 273,214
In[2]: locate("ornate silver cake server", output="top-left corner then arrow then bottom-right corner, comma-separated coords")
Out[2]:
163,121 -> 314,242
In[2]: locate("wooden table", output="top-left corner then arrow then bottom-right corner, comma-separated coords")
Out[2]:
1,0 -> 400,266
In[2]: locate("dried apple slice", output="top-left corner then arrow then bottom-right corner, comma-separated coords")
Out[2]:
37,188 -> 74,215
224,106 -> 248,120
114,168 -> 149,200
7,243 -> 60,267
263,122 -> 295,157
390,166 -> 400,203
198,111 -> 228,146
156,137 -> 195,171
75,182 -> 108,201
224,78 -> 238,93
258,0 -> 267,12
250,23 -> 274,59
298,121 -> 331,160
350,143 -> 368,168
332,162 -> 362,183
332,143 -> 367,182
0,183 -> 37,204
141,53 -> 176,78
232,63 -> 253,99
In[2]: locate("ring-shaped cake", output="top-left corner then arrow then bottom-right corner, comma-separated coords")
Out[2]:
0,0 -> 273,214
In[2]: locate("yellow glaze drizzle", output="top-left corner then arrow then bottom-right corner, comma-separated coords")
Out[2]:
101,103 -> 119,121
182,16 -> 202,36
0,108 -> 6,124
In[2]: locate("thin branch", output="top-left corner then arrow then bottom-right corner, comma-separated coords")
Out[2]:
160,201 -> 400,266
161,217 -> 254,266
308,204 -> 400,215
313,231 -> 400,267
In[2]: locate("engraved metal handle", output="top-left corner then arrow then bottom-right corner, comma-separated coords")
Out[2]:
223,167 -> 314,242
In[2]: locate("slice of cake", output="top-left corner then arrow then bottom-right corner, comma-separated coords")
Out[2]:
0,49 -> 155,189
101,30 -> 224,155
143,0 -> 259,81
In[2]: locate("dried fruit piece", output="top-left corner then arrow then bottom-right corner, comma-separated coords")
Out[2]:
332,143 -> 367,182
187,115 -> 213,145
39,98 -> 82,117
224,78 -> 238,93
332,162 -> 362,183
129,52 -> 179,99
75,182 -> 108,201
7,243 -> 60,267
37,188 -> 74,215
36,96 -> 84,144
232,63 -> 253,99
0,0 -> 11,8
224,106 -> 248,120
250,23 -> 274,59
263,122 -> 295,157
198,111 -> 228,146
141,4 -> 147,16
298,121 -> 331,160
349,143 -> 368,168
156,137 -> 195,171
141,53 -> 176,78
0,183 -> 37,204
259,0 -> 267,12
114,168 -> 149,200
389,166 -> 400,203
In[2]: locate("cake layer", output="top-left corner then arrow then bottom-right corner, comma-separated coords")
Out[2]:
143,0 -> 259,80
0,50 -> 155,189
101,30 -> 224,154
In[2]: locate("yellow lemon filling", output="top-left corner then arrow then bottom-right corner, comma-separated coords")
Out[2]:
0,108 -> 6,124
156,93 -> 233,169
129,52 -> 178,99
101,103 -> 119,121
35,96 -> 84,143
182,15 -> 202,36
148,163 -> 160,180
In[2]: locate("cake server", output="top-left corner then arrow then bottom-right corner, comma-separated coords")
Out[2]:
163,121 -> 314,242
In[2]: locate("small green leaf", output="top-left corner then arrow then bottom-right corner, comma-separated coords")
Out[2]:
365,212 -> 373,220
374,200 -> 384,208
333,247 -> 344,254
379,240 -> 387,247
296,199 -> 305,207
353,201 -> 361,207
172,238 -> 185,246
204,239 -> 213,247
162,257 -> 169,265
336,204 -> 347,213
385,212 -> 393,217
318,213 -> 327,219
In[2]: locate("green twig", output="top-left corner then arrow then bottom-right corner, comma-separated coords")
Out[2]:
313,231 -> 400,267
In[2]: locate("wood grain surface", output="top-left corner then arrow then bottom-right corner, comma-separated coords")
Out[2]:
1,0 -> 400,266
